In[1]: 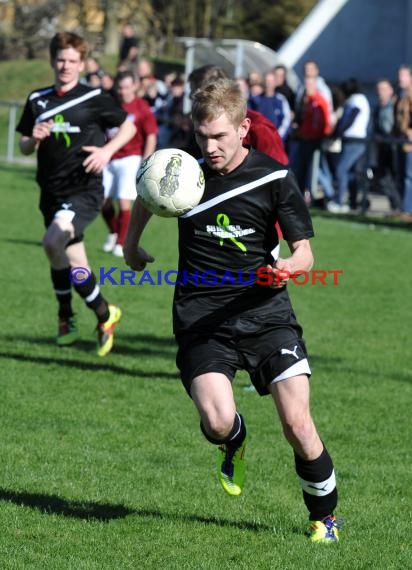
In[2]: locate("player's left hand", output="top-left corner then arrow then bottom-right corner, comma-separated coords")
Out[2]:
123,245 -> 155,271
82,145 -> 112,173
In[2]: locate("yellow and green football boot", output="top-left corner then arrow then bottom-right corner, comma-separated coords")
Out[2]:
216,439 -> 246,496
97,304 -> 122,357
309,515 -> 341,543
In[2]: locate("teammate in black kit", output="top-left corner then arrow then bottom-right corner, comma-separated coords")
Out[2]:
124,79 -> 341,542
16,31 -> 136,356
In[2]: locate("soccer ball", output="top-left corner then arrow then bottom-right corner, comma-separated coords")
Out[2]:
136,148 -> 205,217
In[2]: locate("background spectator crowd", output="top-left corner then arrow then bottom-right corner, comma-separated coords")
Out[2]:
88,24 -> 412,226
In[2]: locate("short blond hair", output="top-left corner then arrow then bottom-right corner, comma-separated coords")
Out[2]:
191,78 -> 247,128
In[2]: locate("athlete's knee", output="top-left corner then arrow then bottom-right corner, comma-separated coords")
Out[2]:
43,231 -> 65,257
281,411 -> 316,446
201,408 -> 235,441
43,223 -> 73,256
43,228 -> 71,259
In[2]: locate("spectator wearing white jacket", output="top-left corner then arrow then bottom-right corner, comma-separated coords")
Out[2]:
327,78 -> 371,213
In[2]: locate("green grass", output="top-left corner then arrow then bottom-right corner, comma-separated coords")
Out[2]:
0,161 -> 411,569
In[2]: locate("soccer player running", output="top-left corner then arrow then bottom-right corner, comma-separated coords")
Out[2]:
16,32 -> 136,356
124,79 -> 341,542
101,70 -> 158,258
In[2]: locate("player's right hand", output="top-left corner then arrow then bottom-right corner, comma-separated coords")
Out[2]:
123,245 -> 154,271
266,257 -> 292,289
32,120 -> 53,142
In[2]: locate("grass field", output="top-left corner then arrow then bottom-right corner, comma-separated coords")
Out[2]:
0,161 -> 411,569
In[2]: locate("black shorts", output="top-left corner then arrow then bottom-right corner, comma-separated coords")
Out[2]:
175,308 -> 310,397
40,191 -> 103,242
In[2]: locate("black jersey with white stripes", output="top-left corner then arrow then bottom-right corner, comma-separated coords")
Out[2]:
16,83 -> 127,201
173,148 -> 314,333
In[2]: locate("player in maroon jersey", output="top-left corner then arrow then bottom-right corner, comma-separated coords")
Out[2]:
102,70 -> 158,257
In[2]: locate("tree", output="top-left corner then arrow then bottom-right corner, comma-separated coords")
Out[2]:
10,0 -> 62,59
101,0 -> 119,55
236,0 -> 318,50
1,0 -> 318,60
145,0 -> 317,56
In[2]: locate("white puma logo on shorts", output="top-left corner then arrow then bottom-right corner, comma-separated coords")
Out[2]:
281,345 -> 299,359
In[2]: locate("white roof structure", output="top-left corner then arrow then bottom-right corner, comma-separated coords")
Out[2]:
178,37 -> 298,86
177,37 -> 300,112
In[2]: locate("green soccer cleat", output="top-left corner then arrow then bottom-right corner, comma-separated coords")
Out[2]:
216,439 -> 246,496
97,304 -> 122,357
57,316 -> 78,347
309,515 -> 341,543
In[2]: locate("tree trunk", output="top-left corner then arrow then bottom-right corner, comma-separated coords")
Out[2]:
102,0 -> 119,56
166,3 -> 176,57
203,0 -> 213,37
187,1 -> 197,37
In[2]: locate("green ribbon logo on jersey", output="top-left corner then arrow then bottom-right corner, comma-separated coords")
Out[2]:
53,114 -> 71,148
216,213 -> 247,253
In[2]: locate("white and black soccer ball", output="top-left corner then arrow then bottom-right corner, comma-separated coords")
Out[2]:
136,148 -> 205,217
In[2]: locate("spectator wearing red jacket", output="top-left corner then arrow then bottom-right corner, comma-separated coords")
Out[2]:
291,76 -> 331,197
244,108 -> 288,165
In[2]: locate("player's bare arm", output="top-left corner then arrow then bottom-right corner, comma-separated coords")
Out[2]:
268,239 -> 314,288
123,199 -> 154,271
19,120 -> 54,155
82,118 -> 136,174
143,133 -> 157,159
